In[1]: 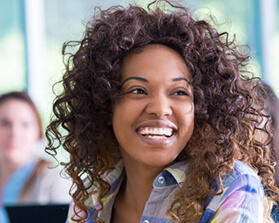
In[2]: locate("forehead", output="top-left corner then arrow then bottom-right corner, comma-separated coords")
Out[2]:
121,44 -> 190,81
0,99 -> 36,119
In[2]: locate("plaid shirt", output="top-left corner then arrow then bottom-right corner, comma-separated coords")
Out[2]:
67,159 -> 264,223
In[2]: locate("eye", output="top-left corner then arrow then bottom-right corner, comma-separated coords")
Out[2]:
0,119 -> 10,127
129,88 -> 147,95
172,90 -> 189,96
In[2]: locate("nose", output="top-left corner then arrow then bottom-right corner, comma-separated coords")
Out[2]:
10,124 -> 19,138
145,94 -> 172,118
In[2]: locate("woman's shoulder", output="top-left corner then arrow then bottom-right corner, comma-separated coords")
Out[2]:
233,160 -> 260,178
221,160 -> 262,191
19,159 -> 72,204
201,160 -> 264,222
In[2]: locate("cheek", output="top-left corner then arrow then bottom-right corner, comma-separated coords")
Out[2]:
23,126 -> 40,143
112,100 -> 144,124
0,134 -> 6,149
0,128 -> 12,147
112,101 -> 144,145
179,102 -> 195,137
0,128 -> 9,139
183,100 -> 194,114
112,103 -> 131,140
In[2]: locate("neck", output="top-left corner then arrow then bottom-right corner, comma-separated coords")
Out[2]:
0,158 -> 29,181
112,157 -> 167,222
122,160 -> 164,217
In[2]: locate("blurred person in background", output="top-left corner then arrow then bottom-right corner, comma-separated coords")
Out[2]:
0,91 -> 71,222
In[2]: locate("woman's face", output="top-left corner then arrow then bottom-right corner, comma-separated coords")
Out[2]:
112,44 -> 194,169
0,99 -> 40,165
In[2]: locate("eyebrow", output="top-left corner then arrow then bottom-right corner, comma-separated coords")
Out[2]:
172,77 -> 191,85
121,76 -> 191,86
121,76 -> 148,86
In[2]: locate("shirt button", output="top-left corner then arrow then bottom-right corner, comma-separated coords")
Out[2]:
158,176 -> 165,184
143,220 -> 150,223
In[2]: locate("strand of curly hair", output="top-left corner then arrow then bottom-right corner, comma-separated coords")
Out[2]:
46,1 -> 279,222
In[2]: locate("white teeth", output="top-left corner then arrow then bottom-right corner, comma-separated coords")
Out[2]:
138,127 -> 173,137
147,135 -> 166,139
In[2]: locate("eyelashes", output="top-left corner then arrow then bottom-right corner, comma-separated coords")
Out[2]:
172,90 -> 190,96
123,87 -> 191,97
128,88 -> 147,95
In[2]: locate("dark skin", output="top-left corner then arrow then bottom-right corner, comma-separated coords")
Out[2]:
110,44 -> 194,223
112,167 -> 159,223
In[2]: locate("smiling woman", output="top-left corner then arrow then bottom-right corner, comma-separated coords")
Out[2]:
113,44 -> 194,170
46,0 -> 279,222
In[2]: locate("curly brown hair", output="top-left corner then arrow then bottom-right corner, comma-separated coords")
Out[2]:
46,0 -> 278,222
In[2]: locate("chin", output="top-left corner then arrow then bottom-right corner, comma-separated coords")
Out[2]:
141,155 -> 177,168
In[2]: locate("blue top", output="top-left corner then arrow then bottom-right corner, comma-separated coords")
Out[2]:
0,159 -> 35,223
0,158 -> 72,223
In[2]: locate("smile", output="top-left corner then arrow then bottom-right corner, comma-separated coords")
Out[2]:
137,127 -> 174,138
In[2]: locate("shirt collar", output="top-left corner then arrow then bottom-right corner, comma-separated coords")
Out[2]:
103,160 -> 125,194
154,159 -> 190,188
102,159 -> 190,190
95,159 -> 190,221
165,159 -> 190,185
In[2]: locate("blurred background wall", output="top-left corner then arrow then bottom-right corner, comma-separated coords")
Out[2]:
0,0 -> 278,129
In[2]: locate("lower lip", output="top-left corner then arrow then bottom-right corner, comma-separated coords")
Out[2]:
136,132 -> 176,146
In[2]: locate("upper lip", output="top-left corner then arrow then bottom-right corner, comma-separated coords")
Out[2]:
136,120 -> 177,131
